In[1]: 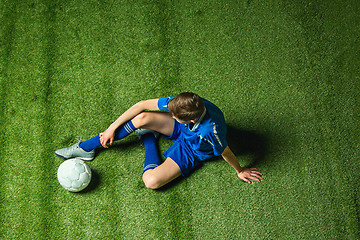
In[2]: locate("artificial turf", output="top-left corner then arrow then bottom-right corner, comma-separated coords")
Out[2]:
1,0 -> 359,239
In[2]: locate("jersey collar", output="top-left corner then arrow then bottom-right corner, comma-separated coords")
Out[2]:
188,108 -> 207,131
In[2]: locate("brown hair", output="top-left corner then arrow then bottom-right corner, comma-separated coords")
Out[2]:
168,92 -> 205,121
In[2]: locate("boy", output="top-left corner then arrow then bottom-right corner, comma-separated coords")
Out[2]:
55,92 -> 263,189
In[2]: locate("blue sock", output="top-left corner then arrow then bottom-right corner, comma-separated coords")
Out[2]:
114,121 -> 136,141
79,134 -> 101,152
79,121 -> 136,152
142,133 -> 162,174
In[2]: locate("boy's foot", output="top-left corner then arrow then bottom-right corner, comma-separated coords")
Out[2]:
135,128 -> 160,139
55,140 -> 95,161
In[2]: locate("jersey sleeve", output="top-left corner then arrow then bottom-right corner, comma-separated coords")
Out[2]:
157,96 -> 174,111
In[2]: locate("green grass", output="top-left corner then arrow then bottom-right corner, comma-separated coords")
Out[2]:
1,0 -> 360,239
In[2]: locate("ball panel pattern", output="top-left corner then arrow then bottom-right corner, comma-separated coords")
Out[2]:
57,158 -> 92,192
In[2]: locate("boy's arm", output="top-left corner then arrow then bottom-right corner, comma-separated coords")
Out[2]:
100,99 -> 159,148
221,146 -> 263,184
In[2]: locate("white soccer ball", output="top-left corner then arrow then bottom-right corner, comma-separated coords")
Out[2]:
57,158 -> 92,192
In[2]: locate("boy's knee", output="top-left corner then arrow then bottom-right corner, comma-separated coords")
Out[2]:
142,173 -> 161,190
132,112 -> 150,128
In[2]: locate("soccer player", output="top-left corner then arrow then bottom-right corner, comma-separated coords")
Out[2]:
55,92 -> 263,189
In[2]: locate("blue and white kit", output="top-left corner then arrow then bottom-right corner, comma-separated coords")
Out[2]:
158,96 -> 228,176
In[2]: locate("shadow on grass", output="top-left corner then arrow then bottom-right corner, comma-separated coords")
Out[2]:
226,125 -> 268,168
94,136 -> 141,157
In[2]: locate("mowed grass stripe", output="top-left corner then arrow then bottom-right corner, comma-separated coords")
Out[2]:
37,1 -> 60,238
282,2 -> 360,237
0,2 -> 63,238
0,2 -> 35,238
167,186 -> 194,239
319,6 -> 360,237
0,2 -> 17,238
48,1 -> 133,238
147,1 -> 182,94
0,2 -> 61,238
290,2 -> 350,236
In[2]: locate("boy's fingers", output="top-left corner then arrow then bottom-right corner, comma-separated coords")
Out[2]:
249,176 -> 261,182
252,173 -> 263,180
242,178 -> 251,184
101,138 -> 108,148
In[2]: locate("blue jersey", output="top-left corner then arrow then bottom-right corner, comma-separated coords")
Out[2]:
158,96 -> 228,160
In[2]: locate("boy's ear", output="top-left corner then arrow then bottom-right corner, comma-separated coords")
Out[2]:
190,119 -> 196,123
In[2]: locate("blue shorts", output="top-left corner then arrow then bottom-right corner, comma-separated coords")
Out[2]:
163,121 -> 201,177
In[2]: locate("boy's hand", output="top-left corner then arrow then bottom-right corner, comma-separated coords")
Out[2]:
99,130 -> 115,148
237,168 -> 263,184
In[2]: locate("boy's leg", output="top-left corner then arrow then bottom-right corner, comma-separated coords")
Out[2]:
55,121 -> 137,160
142,133 -> 162,173
79,121 -> 136,151
138,112 -> 181,189
142,157 -> 181,189
55,112 -> 175,160
81,112 -> 174,151
131,112 -> 174,136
